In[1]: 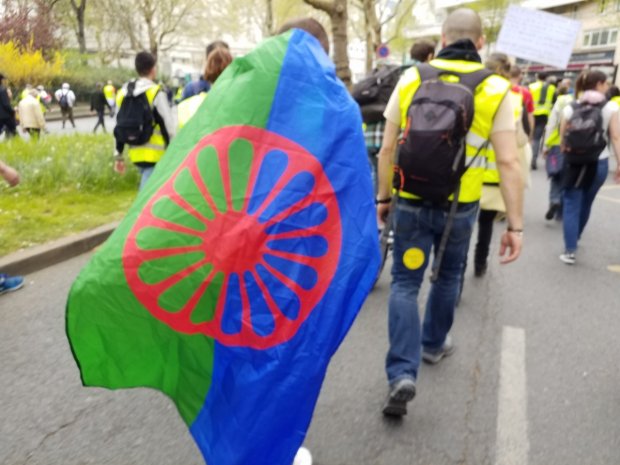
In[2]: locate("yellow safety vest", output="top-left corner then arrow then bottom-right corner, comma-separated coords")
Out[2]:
483,89 -> 523,185
117,84 -> 166,164
103,84 -> 116,100
611,96 -> 620,107
545,94 -> 574,148
177,92 -> 207,129
396,59 -> 510,203
529,81 -> 556,117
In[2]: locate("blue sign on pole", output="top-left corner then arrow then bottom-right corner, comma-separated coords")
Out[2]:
377,44 -> 390,58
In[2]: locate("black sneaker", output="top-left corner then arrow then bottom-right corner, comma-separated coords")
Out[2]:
382,378 -> 416,417
474,263 -> 487,277
545,204 -> 560,221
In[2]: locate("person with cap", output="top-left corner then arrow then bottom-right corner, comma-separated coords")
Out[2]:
54,83 -> 76,129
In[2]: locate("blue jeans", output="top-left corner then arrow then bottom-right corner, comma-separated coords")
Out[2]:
138,165 -> 155,191
386,199 -> 479,384
562,158 -> 608,253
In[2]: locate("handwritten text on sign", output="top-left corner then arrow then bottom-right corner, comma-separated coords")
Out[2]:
496,5 -> 581,69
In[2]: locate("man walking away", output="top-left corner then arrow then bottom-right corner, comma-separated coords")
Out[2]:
103,80 -> 116,117
0,73 -> 17,139
91,83 -> 111,134
529,73 -> 556,169
114,51 -> 176,190
376,7 -> 524,417
18,89 -> 46,140
54,83 -> 76,129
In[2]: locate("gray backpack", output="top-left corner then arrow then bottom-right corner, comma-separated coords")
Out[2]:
394,64 -> 492,203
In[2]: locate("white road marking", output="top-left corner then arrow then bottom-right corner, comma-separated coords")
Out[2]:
597,194 -> 620,204
496,326 -> 529,465
607,265 -> 620,273
600,185 -> 620,191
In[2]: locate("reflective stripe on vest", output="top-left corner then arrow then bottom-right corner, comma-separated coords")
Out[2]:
396,59 -> 510,203
529,81 -> 556,117
117,84 -> 165,164
178,92 -> 207,129
483,90 -> 523,185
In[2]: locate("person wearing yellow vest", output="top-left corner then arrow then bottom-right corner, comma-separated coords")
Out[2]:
472,53 -> 529,278
376,8 -> 524,417
103,80 -> 116,117
529,73 -> 557,170
114,51 -> 175,190
542,82 -> 573,221
177,46 -> 232,129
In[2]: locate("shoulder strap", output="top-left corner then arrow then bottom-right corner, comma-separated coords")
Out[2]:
416,63 -> 440,83
457,69 -> 493,92
538,84 -> 548,104
127,80 -> 136,97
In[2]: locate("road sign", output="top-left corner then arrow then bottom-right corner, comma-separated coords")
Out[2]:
377,44 -> 390,58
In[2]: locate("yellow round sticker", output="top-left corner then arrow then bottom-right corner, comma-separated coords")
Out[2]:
403,248 -> 425,270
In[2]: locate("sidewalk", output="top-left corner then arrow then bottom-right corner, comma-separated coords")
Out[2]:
0,222 -> 118,276
45,104 -> 94,122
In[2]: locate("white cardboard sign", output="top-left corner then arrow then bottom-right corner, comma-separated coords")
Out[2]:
495,5 -> 581,69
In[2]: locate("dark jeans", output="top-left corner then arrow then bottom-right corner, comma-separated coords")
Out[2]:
474,209 -> 497,268
93,110 -> 106,133
385,199 -> 479,384
0,118 -> 17,138
61,107 -> 75,128
562,158 -> 608,252
531,116 -> 548,168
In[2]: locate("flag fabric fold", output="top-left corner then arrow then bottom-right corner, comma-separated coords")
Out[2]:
67,29 -> 379,465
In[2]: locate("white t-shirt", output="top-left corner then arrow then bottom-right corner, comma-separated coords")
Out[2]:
562,99 -> 619,160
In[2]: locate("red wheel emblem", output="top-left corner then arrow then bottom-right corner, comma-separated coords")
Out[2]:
123,126 -> 342,349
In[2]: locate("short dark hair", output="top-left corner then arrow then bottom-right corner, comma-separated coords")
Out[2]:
409,40 -> 435,63
135,51 -> 156,77
509,65 -> 522,79
278,17 -> 329,54
206,40 -> 229,57
607,84 -> 620,99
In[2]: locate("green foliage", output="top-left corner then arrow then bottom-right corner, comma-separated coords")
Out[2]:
0,133 -> 139,196
50,51 -> 135,102
0,133 -> 140,255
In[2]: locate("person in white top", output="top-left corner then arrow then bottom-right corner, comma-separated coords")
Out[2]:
54,83 -> 76,129
558,69 -> 620,264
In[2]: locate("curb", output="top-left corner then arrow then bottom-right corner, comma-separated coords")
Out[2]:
0,221 -> 119,276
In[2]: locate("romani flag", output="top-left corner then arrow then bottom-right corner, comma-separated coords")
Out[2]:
66,29 -> 379,465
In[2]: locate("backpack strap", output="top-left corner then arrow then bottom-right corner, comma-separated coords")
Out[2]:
457,68 -> 493,93
538,84 -> 549,105
127,80 -> 136,97
416,63 -> 441,83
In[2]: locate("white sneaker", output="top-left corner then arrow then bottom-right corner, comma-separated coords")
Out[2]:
293,447 -> 312,465
559,252 -> 576,265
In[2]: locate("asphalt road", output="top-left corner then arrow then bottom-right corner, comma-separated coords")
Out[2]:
1,168 -> 620,465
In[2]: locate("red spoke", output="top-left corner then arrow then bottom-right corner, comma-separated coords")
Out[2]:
263,249 -> 323,268
178,269 -> 216,320
218,141 -> 233,213
188,165 -> 220,218
263,226 -> 324,240
261,259 -> 308,301
150,257 -> 212,297
252,268 -> 289,322
261,194 -> 324,231
241,142 -> 264,214
209,274 -> 230,330
145,216 -> 206,238
238,273 -> 253,337
168,191 -> 213,225
136,245 -> 205,262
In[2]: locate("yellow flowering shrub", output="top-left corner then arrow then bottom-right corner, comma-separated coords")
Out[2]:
0,41 -> 64,88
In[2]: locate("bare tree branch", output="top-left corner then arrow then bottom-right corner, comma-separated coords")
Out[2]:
302,0 -> 335,14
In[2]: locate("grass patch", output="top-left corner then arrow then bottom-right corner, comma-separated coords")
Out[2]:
0,133 -> 140,256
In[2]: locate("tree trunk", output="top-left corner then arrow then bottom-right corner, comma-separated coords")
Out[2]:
331,0 -> 351,87
302,0 -> 352,88
70,0 -> 87,54
265,0 -> 274,37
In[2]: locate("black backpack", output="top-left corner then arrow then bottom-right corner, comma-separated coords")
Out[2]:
393,64 -> 492,203
114,81 -> 157,146
352,65 -> 404,124
59,92 -> 70,109
563,101 -> 607,165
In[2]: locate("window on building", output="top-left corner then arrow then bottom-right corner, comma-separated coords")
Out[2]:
583,28 -> 619,48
